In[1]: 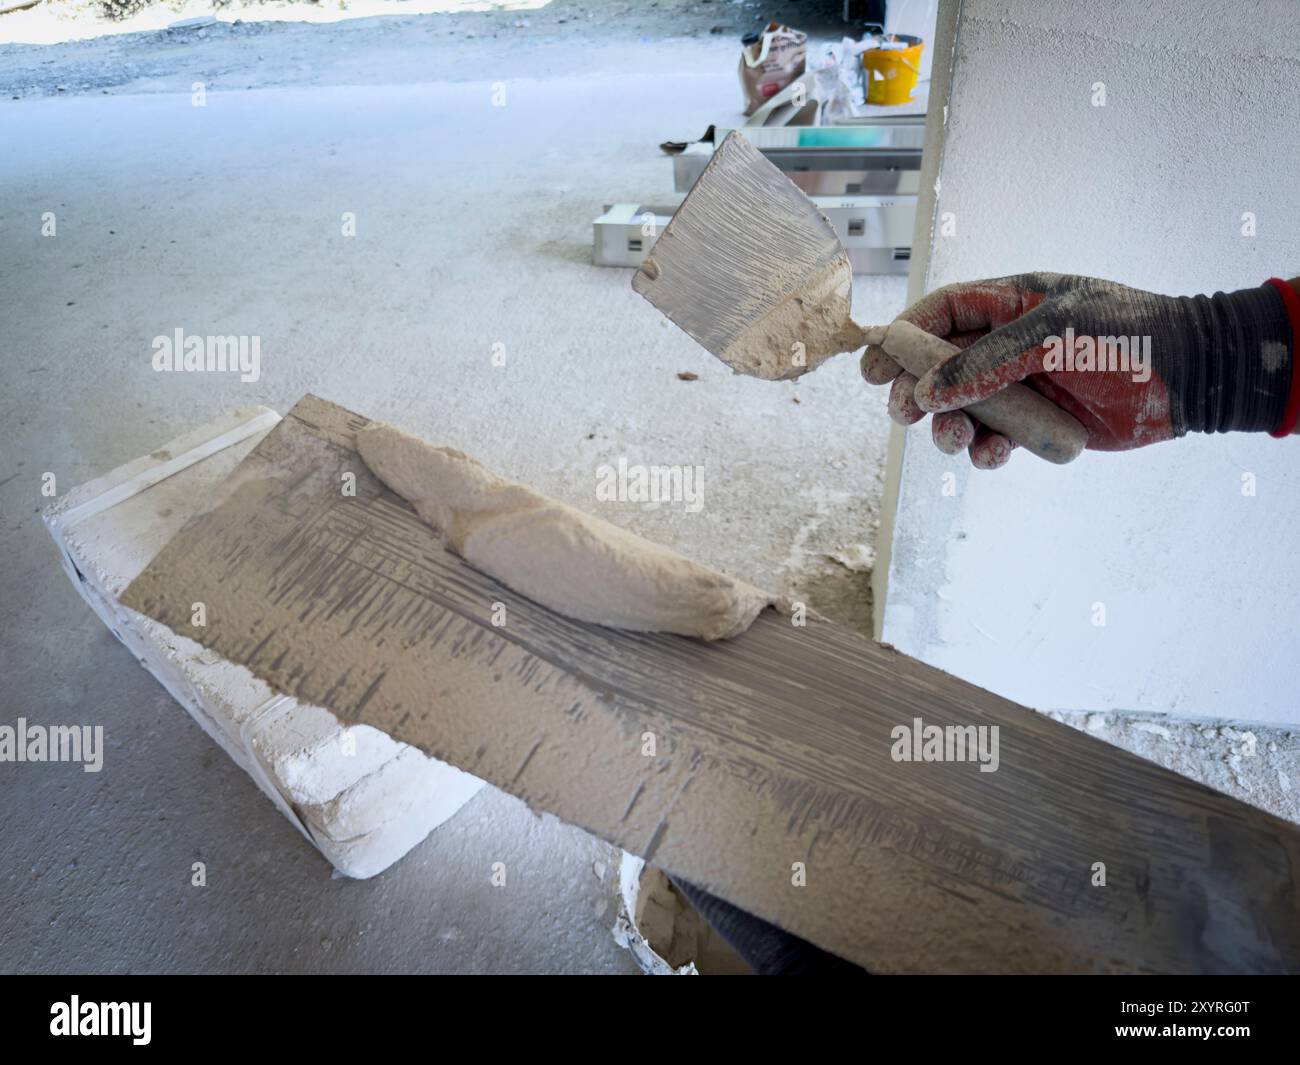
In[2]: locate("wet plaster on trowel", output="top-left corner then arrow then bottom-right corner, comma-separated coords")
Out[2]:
357,422 -> 781,641
717,259 -> 864,381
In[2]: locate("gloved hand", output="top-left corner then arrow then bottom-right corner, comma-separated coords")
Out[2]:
862,273 -> 1297,469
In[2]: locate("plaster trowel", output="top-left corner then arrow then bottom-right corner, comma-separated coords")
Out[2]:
633,131 -> 1087,464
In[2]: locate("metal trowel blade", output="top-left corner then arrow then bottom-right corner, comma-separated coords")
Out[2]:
632,131 -> 855,381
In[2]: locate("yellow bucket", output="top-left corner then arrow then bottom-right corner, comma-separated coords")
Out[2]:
862,34 -> 924,105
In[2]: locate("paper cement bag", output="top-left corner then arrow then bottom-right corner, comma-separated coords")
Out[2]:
739,22 -> 807,117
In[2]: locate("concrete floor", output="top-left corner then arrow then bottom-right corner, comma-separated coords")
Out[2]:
0,16 -> 901,973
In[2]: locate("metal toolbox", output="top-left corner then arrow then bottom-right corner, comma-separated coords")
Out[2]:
592,194 -> 914,275
592,203 -> 679,268
672,121 -> 924,197
594,121 -> 922,274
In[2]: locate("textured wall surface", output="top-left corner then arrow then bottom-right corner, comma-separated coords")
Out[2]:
882,0 -> 1300,724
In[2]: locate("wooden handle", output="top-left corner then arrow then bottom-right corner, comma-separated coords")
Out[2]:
865,320 -> 1088,465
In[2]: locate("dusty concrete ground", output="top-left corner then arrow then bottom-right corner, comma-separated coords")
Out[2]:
0,0 -> 858,97
1,4 -> 902,974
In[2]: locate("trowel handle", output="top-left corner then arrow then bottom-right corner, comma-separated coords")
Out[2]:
868,320 -> 1089,465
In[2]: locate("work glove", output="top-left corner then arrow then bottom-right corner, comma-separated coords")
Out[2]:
862,273 -> 1296,469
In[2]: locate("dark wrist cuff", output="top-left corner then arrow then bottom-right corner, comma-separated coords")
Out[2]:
1174,283 -> 1293,435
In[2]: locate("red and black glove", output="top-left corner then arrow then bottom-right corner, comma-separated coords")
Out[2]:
863,273 -> 1298,468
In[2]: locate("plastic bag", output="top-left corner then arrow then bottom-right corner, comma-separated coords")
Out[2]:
812,37 -> 874,124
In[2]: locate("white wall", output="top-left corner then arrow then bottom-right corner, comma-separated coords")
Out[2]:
879,0 -> 1300,725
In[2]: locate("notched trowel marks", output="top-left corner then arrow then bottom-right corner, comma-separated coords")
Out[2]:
117,396 -> 1300,973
